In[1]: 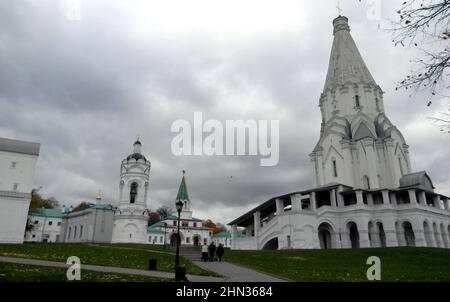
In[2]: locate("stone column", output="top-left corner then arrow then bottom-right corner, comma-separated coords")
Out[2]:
356,190 -> 364,205
434,228 -> 443,247
408,189 -> 418,204
418,191 -> 427,206
253,211 -> 261,238
290,194 -> 302,212
336,186 -> 345,207
367,193 -> 374,206
444,198 -> 449,211
413,222 -> 427,247
275,198 -> 284,215
381,190 -> 390,205
310,192 -> 317,211
433,195 -> 441,209
330,189 -> 337,207
385,229 -> 398,247
359,228 -> 371,248
390,192 -> 398,206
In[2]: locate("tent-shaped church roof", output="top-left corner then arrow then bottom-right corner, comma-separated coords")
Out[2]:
176,171 -> 190,202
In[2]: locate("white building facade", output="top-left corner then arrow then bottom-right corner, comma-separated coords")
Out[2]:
229,16 -> 450,250
0,137 -> 40,243
25,208 -> 63,243
111,140 -> 150,244
60,203 -> 115,243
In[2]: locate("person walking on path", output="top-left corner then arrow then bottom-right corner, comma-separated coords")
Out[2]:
216,243 -> 225,262
209,242 -> 216,262
201,243 -> 209,262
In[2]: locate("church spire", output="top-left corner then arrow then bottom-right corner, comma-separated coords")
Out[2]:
176,170 -> 190,202
323,16 -> 377,92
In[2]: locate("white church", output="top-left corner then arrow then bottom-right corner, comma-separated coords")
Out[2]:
111,140 -> 213,245
229,15 -> 450,250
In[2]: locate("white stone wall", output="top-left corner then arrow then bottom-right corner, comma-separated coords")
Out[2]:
24,215 -> 62,243
0,149 -> 39,243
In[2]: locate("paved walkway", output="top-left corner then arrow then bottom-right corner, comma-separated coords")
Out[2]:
0,256 -> 222,282
193,261 -> 288,282
180,248 -> 288,282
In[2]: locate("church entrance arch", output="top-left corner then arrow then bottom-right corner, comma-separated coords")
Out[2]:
193,235 -> 200,246
170,232 -> 182,246
318,222 -> 333,249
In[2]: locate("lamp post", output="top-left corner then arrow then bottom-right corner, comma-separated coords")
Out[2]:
174,199 -> 183,269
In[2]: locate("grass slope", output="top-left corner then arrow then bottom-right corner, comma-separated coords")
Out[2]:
0,263 -> 172,282
0,243 -> 213,276
225,247 -> 450,281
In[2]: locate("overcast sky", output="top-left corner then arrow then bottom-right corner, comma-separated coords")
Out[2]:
1,0 -> 449,225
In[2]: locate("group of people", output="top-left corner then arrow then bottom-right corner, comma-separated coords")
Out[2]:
201,242 -> 224,262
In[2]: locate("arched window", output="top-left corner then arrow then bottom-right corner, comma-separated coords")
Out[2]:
130,182 -> 138,203
73,226 -> 77,239
355,95 -> 360,107
68,227 -> 71,240
377,174 -> 382,188
80,225 -> 83,238
332,159 -> 338,177
363,175 -> 370,190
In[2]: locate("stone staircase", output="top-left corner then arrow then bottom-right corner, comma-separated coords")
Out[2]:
179,246 -> 203,262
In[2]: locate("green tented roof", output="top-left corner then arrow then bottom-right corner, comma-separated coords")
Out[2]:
147,226 -> 165,234
32,208 -> 63,218
176,174 -> 190,201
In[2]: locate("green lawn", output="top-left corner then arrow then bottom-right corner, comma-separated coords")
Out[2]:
225,247 -> 450,281
0,263 -> 172,282
0,243 -> 214,277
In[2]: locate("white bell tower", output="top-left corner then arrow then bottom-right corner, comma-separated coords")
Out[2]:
111,140 -> 151,244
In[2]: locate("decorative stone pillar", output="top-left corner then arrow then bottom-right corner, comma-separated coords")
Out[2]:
330,189 -> 337,207
367,193 -> 374,206
336,186 -> 345,207
356,190 -> 364,205
359,229 -> 371,248
408,189 -> 418,204
381,190 -> 390,205
290,194 -> 302,212
253,211 -> 261,238
433,195 -> 441,209
444,198 -> 449,211
275,198 -> 284,215
310,192 -> 317,211
385,229 -> 398,247
434,229 -> 443,247
390,192 -> 398,206
413,225 -> 427,247
418,191 -> 427,206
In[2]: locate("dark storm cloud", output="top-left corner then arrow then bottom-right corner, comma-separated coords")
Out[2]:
0,0 -> 448,224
